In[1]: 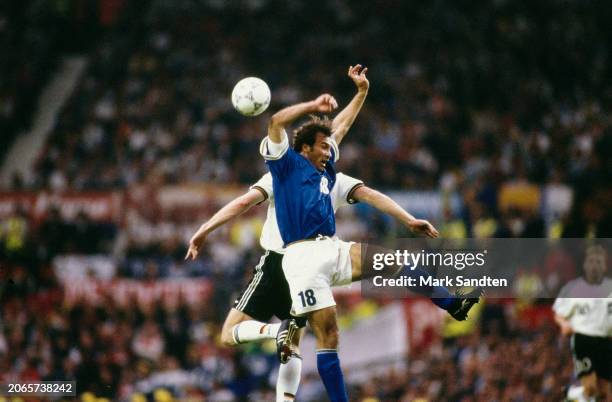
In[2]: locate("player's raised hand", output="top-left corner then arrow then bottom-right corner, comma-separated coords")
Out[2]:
407,219 -> 439,238
348,64 -> 369,92
313,94 -> 338,113
185,232 -> 207,260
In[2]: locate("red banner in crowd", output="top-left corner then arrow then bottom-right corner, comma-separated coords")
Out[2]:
0,192 -> 37,218
63,278 -> 212,307
0,191 -> 122,222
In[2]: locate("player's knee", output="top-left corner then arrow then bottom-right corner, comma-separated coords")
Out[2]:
581,375 -> 598,397
309,310 -> 340,347
325,330 -> 339,349
583,384 -> 597,398
318,325 -> 339,348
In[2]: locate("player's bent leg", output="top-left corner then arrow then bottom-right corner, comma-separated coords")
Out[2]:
220,308 -> 254,346
224,314 -> 304,402
349,242 -> 482,321
220,308 -> 280,346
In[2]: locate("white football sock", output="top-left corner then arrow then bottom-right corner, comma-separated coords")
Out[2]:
276,354 -> 302,402
231,320 -> 280,344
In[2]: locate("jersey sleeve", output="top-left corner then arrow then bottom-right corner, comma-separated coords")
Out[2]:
260,131 -> 290,161
260,132 -> 297,179
552,298 -> 574,318
250,173 -> 273,204
552,283 -> 575,318
330,137 -> 340,162
333,173 -> 364,209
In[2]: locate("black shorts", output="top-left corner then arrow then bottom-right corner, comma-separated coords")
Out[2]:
571,333 -> 612,380
233,251 -> 306,326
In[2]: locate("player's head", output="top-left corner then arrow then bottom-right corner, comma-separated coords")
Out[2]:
293,116 -> 333,171
582,244 -> 607,284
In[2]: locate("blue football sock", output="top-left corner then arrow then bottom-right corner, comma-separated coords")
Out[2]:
316,349 -> 348,402
399,265 -> 455,310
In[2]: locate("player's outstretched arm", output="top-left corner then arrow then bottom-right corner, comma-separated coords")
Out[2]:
185,189 -> 265,260
352,185 -> 439,238
267,94 -> 338,143
331,64 -> 369,145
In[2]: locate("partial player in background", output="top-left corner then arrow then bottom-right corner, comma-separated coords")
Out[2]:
553,245 -> 612,401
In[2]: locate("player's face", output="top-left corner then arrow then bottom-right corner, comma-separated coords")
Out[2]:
303,133 -> 332,171
583,249 -> 607,284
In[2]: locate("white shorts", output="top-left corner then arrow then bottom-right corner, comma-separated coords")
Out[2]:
282,236 -> 354,316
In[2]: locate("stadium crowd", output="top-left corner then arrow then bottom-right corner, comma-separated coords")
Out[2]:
1,245 -> 575,401
1,0 -> 610,401
4,0 -> 606,239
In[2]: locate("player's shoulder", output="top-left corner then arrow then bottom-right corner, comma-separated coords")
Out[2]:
256,171 -> 272,182
557,278 -> 583,297
336,172 -> 362,184
602,277 -> 612,295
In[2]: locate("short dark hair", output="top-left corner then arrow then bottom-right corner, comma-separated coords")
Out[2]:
292,116 -> 332,152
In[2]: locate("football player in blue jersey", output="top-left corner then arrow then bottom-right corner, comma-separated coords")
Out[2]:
260,65 -> 482,402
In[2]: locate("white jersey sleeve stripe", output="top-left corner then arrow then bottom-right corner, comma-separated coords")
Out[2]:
260,134 -> 289,161
250,173 -> 274,205
251,186 -> 269,205
330,137 -> 340,162
346,182 -> 364,204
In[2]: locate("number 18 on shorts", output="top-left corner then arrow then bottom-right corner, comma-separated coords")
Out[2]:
283,238 -> 354,316
298,289 -> 317,307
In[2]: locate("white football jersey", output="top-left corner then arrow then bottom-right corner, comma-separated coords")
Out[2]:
552,277 -> 612,337
251,172 -> 363,254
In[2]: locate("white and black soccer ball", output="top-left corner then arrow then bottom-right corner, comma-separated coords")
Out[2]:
231,77 -> 271,116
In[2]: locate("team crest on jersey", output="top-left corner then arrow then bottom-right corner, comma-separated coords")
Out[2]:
320,177 -> 330,195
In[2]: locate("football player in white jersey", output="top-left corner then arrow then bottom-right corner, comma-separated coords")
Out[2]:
553,244 -> 612,401
185,171 -> 432,402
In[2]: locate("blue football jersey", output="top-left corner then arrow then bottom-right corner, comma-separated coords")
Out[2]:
260,135 -> 339,246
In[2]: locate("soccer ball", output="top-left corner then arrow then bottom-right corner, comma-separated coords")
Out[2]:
231,77 -> 271,116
